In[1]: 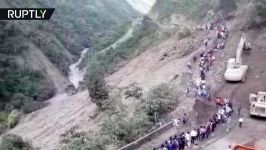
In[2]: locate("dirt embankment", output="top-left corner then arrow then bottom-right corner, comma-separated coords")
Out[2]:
8,92 -> 98,150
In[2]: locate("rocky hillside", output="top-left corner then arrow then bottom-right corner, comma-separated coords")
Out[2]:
0,0 -> 139,121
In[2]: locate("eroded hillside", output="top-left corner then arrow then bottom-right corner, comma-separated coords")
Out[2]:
1,0 -> 266,150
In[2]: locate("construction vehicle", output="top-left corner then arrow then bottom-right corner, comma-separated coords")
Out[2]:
234,145 -> 256,150
224,33 -> 250,82
249,91 -> 266,117
65,84 -> 78,96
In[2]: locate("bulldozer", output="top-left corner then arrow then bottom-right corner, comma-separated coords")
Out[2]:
224,33 -> 250,82
65,82 -> 86,96
249,91 -> 266,117
65,84 -> 78,96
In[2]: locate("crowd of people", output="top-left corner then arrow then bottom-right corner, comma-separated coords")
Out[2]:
154,21 -> 232,150
188,21 -> 228,101
154,99 -> 233,150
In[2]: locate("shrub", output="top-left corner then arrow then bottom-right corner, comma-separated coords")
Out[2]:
61,130 -> 115,150
0,124 -> 7,134
0,134 -> 33,150
4,93 -> 45,114
144,84 -> 176,116
0,111 -> 9,126
124,85 -> 143,99
217,0 -> 236,15
21,100 -> 46,114
177,28 -> 192,40
256,1 -> 266,18
7,110 -> 22,128
101,112 -> 153,145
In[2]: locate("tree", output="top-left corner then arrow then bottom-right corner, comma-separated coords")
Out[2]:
86,60 -> 108,109
144,84 -> 176,116
0,134 -> 33,150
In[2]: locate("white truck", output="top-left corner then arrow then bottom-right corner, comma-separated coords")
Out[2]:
249,91 -> 266,117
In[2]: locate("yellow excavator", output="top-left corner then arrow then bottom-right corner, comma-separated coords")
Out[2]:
224,33 -> 250,82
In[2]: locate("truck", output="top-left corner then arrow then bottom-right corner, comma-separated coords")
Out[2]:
234,145 -> 256,150
249,91 -> 266,117
224,33 -> 250,82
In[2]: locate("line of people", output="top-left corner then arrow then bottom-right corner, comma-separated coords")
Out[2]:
194,23 -> 228,100
154,99 -> 233,150
154,22 -> 231,150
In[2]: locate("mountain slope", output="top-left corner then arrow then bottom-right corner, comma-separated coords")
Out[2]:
0,0 -> 140,126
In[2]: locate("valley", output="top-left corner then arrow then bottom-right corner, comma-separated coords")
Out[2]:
0,0 -> 266,150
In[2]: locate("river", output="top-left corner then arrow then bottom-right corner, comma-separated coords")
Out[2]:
68,48 -> 88,87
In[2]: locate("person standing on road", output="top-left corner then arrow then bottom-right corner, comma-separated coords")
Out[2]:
226,116 -> 232,131
227,145 -> 233,150
185,87 -> 190,96
190,129 -> 197,144
182,113 -> 188,125
239,117 -> 244,128
185,132 -> 191,148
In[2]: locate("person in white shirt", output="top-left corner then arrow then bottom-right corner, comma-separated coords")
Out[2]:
226,116 -> 231,131
239,117 -> 243,128
217,113 -> 221,124
185,132 -> 191,147
190,129 -> 197,144
226,106 -> 232,116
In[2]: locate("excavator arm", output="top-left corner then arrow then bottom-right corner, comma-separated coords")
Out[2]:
235,33 -> 246,66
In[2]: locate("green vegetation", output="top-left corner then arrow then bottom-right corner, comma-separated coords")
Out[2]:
256,0 -> 266,18
91,23 -> 131,52
63,111 -> 153,149
217,0 -> 236,15
144,84 -> 177,117
64,83 -> 177,149
0,21 -> 55,129
7,110 -> 21,129
85,60 -> 109,110
0,0 -> 139,127
0,59 -> 53,109
87,16 -> 158,75
6,0 -> 140,56
124,85 -> 143,99
101,112 -> 152,144
0,134 -> 34,150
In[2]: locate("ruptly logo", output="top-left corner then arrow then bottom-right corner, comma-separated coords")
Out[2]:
0,8 -> 55,20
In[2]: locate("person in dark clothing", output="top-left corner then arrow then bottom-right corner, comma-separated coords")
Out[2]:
167,141 -> 173,150
179,137 -> 185,150
174,135 -> 178,140
196,128 -> 200,141
206,125 -> 211,139
193,56 -> 197,62
210,120 -> 216,132
200,70 -> 205,80
174,139 -> 179,150
182,113 -> 188,125
169,136 -> 173,141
